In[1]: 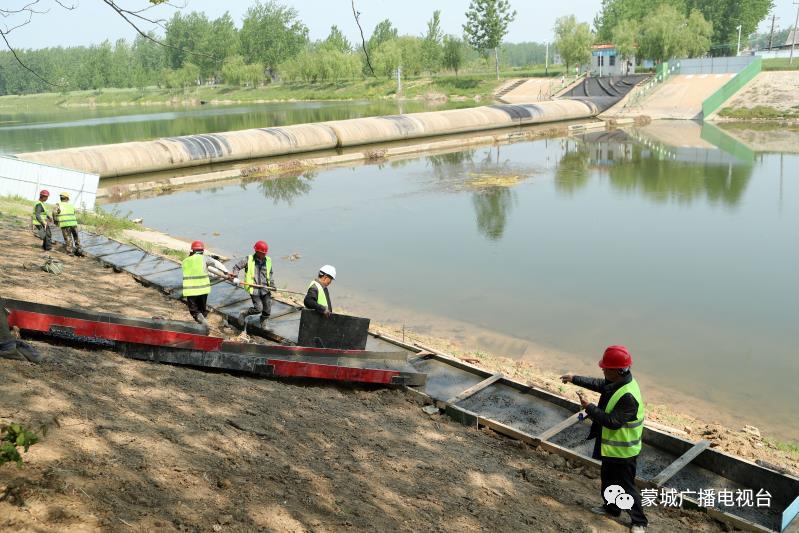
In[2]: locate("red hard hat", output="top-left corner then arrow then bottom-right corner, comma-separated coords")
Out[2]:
190,240 -> 204,251
598,345 -> 633,369
254,240 -> 269,253
40,189 -> 50,197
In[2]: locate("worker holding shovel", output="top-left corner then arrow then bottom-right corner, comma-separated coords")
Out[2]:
181,240 -> 232,328
231,240 -> 274,329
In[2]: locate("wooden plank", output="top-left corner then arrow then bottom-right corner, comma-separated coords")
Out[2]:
652,439 -> 711,487
478,417 -> 539,446
446,373 -> 503,404
536,411 -> 584,442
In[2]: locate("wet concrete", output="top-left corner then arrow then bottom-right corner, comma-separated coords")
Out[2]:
141,267 -> 183,292
76,232 -> 110,248
665,460 -> 782,530
409,357 -> 488,402
260,312 -> 301,343
547,419 -> 594,457
205,281 -> 250,309
456,383 -> 573,436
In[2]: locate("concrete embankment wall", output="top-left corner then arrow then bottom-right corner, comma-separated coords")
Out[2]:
17,101 -> 598,178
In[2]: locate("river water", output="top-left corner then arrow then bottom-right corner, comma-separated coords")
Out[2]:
0,99 -> 469,154
103,120 -> 798,442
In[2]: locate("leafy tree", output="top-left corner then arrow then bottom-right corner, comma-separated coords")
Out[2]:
638,5 -> 711,62
442,35 -> 465,75
611,19 -> 639,61
324,25 -> 352,53
371,37 -> 425,78
685,0 -> 773,55
501,42 -> 549,67
594,0 -> 676,42
240,0 -> 309,76
368,19 -> 399,52
554,15 -> 593,73
421,10 -> 444,73
463,0 -> 517,79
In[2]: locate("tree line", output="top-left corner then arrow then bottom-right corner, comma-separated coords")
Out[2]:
555,0 -> 773,72
0,0 -> 528,95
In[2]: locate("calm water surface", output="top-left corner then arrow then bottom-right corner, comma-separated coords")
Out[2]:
0,99 -> 468,154
109,122 -> 798,441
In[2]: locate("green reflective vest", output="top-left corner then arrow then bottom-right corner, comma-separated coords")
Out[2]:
308,280 -> 328,308
182,254 -> 211,297
600,378 -> 645,459
32,201 -> 48,227
57,202 -> 78,228
244,254 -> 271,295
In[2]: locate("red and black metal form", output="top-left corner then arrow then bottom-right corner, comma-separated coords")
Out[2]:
4,299 -> 425,387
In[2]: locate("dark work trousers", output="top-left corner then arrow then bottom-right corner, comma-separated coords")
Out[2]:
186,294 -> 209,320
35,225 -> 52,251
601,457 -> 648,526
61,226 -> 82,255
245,292 -> 272,321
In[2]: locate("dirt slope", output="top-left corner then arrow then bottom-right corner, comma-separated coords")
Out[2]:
0,222 -> 725,531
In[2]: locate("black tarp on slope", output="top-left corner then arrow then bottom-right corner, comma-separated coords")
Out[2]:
561,75 -> 649,112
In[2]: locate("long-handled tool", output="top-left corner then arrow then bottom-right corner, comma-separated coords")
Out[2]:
217,276 -> 306,296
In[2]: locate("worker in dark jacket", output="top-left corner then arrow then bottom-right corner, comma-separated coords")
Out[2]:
561,345 -> 648,533
232,240 -> 274,328
304,265 -> 335,317
31,189 -> 53,251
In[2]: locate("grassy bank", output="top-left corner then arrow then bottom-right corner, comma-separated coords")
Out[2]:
763,58 -> 799,71
0,74 -> 519,110
718,105 -> 799,119
0,195 -> 184,261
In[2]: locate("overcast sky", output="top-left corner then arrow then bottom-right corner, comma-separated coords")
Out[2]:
4,0 -> 799,50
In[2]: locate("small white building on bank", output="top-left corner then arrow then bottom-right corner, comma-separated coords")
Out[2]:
590,44 -> 637,76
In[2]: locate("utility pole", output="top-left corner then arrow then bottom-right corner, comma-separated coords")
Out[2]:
736,25 -> 742,56
767,14 -> 778,50
396,66 -> 402,95
792,1 -> 799,65
545,42 -> 550,73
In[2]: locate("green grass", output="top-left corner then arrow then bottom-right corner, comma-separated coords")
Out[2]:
764,437 -> 799,459
763,58 -> 799,71
0,195 -> 138,237
718,105 -> 799,119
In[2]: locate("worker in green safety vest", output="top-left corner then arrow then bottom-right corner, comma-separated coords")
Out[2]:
231,240 -> 275,329
560,346 -> 648,532
52,192 -> 83,256
304,265 -> 335,318
182,240 -> 232,328
31,189 -> 53,251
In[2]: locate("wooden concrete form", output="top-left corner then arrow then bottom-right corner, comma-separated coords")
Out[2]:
652,439 -> 711,487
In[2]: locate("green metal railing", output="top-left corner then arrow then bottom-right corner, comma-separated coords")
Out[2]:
622,61 -> 681,109
701,57 -> 763,118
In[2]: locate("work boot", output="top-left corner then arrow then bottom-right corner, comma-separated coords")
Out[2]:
630,526 -> 646,533
591,506 -> 620,517
259,317 -> 269,329
195,314 -> 208,326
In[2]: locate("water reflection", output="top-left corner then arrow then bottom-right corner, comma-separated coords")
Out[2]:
253,171 -> 316,206
555,127 -> 754,207
426,147 -> 530,240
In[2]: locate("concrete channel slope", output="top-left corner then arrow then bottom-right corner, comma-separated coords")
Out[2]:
560,74 -> 650,112
42,227 -> 799,533
497,78 -> 562,103
629,73 -> 735,120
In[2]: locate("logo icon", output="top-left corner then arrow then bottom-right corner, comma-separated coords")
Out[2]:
604,484 -> 635,510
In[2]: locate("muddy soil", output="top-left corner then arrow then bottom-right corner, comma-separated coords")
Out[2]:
0,221 -> 726,531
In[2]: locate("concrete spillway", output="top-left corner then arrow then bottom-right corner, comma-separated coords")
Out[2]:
16,100 -> 598,178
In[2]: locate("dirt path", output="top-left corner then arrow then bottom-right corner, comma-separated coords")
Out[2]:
0,222 -> 725,531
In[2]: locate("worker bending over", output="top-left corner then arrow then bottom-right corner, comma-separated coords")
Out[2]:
52,192 -> 83,256
31,190 -> 53,251
304,265 -> 335,317
181,240 -> 231,327
232,240 -> 274,328
561,346 -> 648,533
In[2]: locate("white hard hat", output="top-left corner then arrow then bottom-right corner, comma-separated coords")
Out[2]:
319,265 -> 336,280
